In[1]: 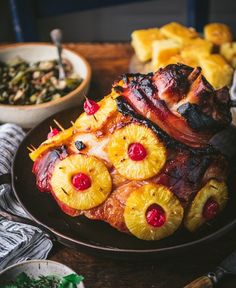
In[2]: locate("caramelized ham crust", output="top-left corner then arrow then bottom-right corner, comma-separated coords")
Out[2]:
31,63 -> 232,239
113,64 -> 231,148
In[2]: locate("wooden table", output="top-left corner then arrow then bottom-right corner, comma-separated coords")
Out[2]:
49,43 -> 236,288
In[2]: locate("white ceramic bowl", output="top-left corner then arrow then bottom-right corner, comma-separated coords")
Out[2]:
0,259 -> 85,287
0,43 -> 91,128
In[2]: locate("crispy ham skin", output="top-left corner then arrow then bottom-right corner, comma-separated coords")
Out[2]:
115,96 -> 216,155
113,64 -> 231,148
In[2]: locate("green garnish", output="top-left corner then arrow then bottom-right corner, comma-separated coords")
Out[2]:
2,272 -> 84,288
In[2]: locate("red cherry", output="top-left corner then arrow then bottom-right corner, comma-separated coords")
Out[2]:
128,143 -> 147,161
146,204 -> 166,227
202,198 -> 219,220
47,128 -> 59,139
72,173 -> 91,191
84,98 -> 100,115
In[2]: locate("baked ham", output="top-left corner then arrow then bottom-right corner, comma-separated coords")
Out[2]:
30,64 -> 231,240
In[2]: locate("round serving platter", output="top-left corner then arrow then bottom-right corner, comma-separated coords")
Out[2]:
7,106 -> 236,260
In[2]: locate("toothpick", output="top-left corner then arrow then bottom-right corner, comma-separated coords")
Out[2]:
27,146 -> 34,152
93,114 -> 97,121
30,144 -> 36,150
53,119 -> 64,131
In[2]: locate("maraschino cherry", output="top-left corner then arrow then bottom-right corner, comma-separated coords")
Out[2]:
146,204 -> 166,227
72,172 -> 91,191
84,97 -> 100,115
128,143 -> 147,161
47,128 -> 59,139
202,198 -> 219,220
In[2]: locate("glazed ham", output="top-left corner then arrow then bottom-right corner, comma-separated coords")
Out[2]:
31,64 -> 231,240
113,64 -> 231,147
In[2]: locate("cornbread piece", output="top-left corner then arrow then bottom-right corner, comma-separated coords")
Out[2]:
220,42 -> 236,68
152,54 -> 199,71
181,38 -> 213,62
167,54 -> 198,68
199,54 -> 233,89
152,39 -> 180,70
204,23 -> 233,45
131,28 -> 165,62
160,22 -> 198,43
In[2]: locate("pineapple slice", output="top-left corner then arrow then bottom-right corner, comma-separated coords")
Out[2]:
204,23 -> 233,45
184,179 -> 228,232
131,28 -> 166,62
124,183 -> 183,240
199,54 -> 233,89
107,123 -> 166,180
29,127 -> 73,161
51,154 -> 112,210
152,39 -> 181,70
74,94 -> 117,132
160,22 -> 198,44
181,38 -> 213,62
220,42 -> 236,68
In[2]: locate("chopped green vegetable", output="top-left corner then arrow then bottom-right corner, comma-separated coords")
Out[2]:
0,57 -> 82,105
2,272 -> 84,288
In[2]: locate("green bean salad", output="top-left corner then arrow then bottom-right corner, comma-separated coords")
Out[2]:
0,57 -> 82,105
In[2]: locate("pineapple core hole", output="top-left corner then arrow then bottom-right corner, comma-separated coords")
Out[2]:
72,172 -> 91,191
146,204 -> 166,228
128,143 -> 147,161
202,197 -> 219,220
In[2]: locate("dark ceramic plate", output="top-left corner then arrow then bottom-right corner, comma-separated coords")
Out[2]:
8,107 -> 236,259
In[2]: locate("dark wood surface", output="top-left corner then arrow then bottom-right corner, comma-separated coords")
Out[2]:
49,43 -> 236,288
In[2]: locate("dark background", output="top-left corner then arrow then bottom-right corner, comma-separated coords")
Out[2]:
0,0 -> 236,43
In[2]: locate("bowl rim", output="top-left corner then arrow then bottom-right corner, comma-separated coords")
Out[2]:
0,259 -> 85,288
0,259 -> 75,275
0,42 -> 91,110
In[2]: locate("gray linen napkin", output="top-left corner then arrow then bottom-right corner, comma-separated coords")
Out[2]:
0,123 -> 52,270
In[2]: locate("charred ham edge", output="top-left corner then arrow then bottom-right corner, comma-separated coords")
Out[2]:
155,152 -> 214,207
32,146 -> 80,216
113,64 -> 232,147
116,96 -> 216,155
176,78 -> 231,131
32,145 -> 68,193
177,103 -> 226,131
154,65 -> 231,128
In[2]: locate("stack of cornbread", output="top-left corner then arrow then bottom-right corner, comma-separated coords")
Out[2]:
131,22 -> 235,89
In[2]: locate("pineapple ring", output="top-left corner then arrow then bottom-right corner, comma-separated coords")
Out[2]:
124,183 -> 183,240
29,127 -> 73,161
107,123 -> 166,180
50,154 -> 112,210
75,93 -> 118,132
184,179 -> 228,232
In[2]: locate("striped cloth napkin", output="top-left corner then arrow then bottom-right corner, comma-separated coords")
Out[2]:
0,124 -> 52,271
